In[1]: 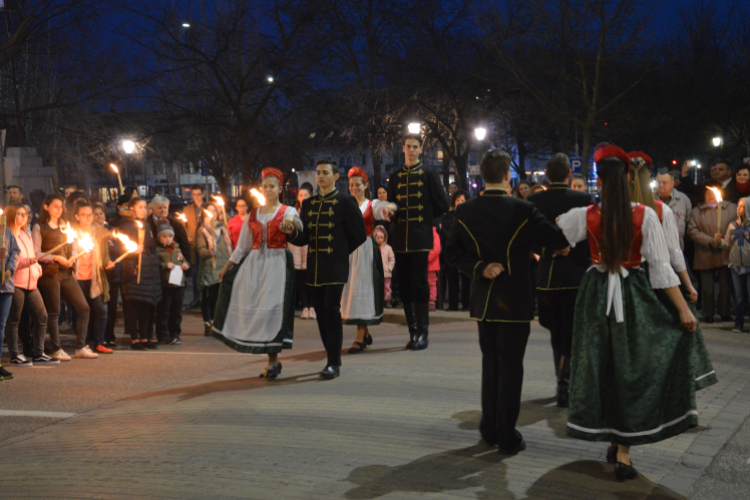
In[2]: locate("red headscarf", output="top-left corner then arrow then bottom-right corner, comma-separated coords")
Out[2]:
627,151 -> 652,168
594,144 -> 631,172
348,166 -> 368,183
262,167 -> 284,184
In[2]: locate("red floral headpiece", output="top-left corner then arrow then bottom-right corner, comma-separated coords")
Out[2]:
348,166 -> 368,183
262,167 -> 284,184
627,151 -> 652,168
594,144 -> 631,172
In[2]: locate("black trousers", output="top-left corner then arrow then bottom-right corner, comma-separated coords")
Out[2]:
105,280 -> 120,343
537,289 -> 577,358
123,300 -> 155,341
296,270 -> 311,309
394,252 -> 429,304
447,264 -> 471,310
201,283 -> 220,323
157,286 -> 185,340
477,321 -> 530,450
311,284 -> 344,368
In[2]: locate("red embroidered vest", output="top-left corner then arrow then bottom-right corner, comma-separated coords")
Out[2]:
654,200 -> 663,223
363,201 -> 375,237
586,204 -> 646,268
247,207 -> 287,250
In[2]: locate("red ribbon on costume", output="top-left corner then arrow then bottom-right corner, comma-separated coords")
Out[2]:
594,144 -> 631,171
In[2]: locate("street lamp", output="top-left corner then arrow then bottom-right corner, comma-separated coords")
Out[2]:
712,137 -> 723,147
474,127 -> 487,141
181,22 -> 191,28
408,122 -> 421,134
122,140 -> 135,154
266,76 -> 274,83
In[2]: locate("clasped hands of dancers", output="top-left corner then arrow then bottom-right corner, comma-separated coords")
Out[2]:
210,136 -> 716,483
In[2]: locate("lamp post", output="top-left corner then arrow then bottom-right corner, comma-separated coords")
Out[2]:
474,127 -> 487,141
408,122 -> 421,135
122,140 -> 135,193
712,137 -> 723,148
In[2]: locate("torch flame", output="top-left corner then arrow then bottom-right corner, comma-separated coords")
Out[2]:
212,195 -> 225,207
204,210 -> 214,219
707,186 -> 723,203
136,221 -> 143,229
176,213 -> 188,223
0,209 -> 4,216
250,188 -> 266,206
115,232 -> 138,253
77,232 -> 95,253
110,163 -> 119,174
62,223 -> 77,244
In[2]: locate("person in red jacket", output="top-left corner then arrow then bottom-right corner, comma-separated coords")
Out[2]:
427,227 -> 441,311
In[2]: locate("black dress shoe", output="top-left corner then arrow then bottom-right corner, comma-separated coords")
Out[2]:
320,365 -> 340,379
412,333 -> 429,351
142,341 -> 158,349
365,333 -> 373,346
405,334 -> 417,350
615,461 -> 638,481
498,440 -> 526,455
349,342 -> 366,354
260,362 -> 282,379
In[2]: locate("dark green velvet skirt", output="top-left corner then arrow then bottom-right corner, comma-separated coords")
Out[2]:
566,268 -> 698,446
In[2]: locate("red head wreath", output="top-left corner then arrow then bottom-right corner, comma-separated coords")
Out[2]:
594,144 -> 631,172
348,166 -> 368,184
262,167 -> 284,185
627,151 -> 652,169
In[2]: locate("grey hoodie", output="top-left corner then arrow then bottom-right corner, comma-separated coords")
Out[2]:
725,196 -> 750,268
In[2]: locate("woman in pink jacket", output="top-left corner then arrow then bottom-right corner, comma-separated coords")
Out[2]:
5,204 -> 55,367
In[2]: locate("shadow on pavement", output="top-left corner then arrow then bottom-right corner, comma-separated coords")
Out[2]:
342,443 -> 511,499
452,396 -> 569,439
123,371 -> 326,402
526,460 -> 685,500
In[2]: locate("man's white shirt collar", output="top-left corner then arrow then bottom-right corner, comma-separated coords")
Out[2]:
722,178 -> 732,189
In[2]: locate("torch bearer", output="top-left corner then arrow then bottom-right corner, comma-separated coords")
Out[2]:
110,164 -> 124,194
708,187 -> 723,237
112,233 -> 139,264
68,232 -> 96,262
39,223 -> 77,258
136,221 -> 144,283
204,210 -> 216,268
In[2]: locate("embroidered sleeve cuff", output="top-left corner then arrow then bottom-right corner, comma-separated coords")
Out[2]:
473,260 -> 486,281
648,262 -> 681,289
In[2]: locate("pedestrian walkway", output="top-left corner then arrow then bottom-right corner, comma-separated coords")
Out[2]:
1,317 -> 749,499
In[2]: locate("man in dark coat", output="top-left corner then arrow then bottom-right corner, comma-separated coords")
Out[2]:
284,159 -> 367,379
445,150 -> 569,455
527,153 -> 592,408
679,159 -> 739,204
384,134 -> 449,350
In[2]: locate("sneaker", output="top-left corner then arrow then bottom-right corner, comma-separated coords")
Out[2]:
172,336 -> 183,345
59,321 -> 73,331
161,337 -> 178,345
104,341 -> 117,349
95,345 -> 114,354
75,346 -> 99,359
51,349 -> 72,362
0,366 -> 13,380
32,354 -> 60,365
131,342 -> 146,351
10,355 -> 33,367
301,308 -> 309,319
309,308 -> 317,320
142,340 -> 158,349
204,322 -> 212,336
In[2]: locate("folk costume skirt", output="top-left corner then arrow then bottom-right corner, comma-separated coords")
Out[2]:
566,267 -> 698,446
341,236 -> 384,326
212,246 -> 295,354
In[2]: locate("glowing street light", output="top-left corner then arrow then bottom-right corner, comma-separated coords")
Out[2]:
407,122 -> 421,134
474,127 -> 487,141
266,76 -> 274,83
712,137 -> 723,147
122,140 -> 136,154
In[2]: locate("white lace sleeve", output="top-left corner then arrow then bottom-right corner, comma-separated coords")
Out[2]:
229,216 -> 253,264
556,206 -> 589,247
642,207 -> 680,289
285,206 -> 303,231
371,199 -> 389,220
660,204 -> 687,273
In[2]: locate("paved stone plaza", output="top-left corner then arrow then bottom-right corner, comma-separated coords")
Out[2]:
1,311 -> 749,499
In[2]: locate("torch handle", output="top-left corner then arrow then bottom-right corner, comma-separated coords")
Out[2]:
112,252 -> 132,264
38,241 -> 70,259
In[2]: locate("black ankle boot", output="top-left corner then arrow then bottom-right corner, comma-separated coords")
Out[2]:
556,355 -> 570,408
413,302 -> 430,350
404,303 -> 418,349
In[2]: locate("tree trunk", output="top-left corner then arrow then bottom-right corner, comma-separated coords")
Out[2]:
442,154 -> 451,187
454,155 -> 469,190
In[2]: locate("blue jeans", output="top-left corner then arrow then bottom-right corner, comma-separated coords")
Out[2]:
0,292 -> 13,357
730,268 -> 750,329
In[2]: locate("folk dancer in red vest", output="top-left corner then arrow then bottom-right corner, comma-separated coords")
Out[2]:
629,151 -> 717,392
213,167 -> 302,379
557,145 -> 698,482
341,167 -> 396,353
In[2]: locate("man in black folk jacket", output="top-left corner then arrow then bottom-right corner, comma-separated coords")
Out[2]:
445,150 -> 569,455
284,159 -> 367,379
385,134 -> 450,350
527,153 -> 592,408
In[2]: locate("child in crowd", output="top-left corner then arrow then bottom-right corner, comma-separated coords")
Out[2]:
196,202 -> 231,336
374,225 -> 394,306
427,226 -> 441,311
155,221 -> 190,344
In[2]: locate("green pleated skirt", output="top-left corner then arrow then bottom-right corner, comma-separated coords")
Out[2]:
566,268 -> 698,446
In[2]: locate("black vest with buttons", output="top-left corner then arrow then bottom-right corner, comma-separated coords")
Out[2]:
386,161 -> 450,253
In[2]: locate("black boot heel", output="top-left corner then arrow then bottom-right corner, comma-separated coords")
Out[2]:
615,461 -> 638,482
349,342 -> 366,354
